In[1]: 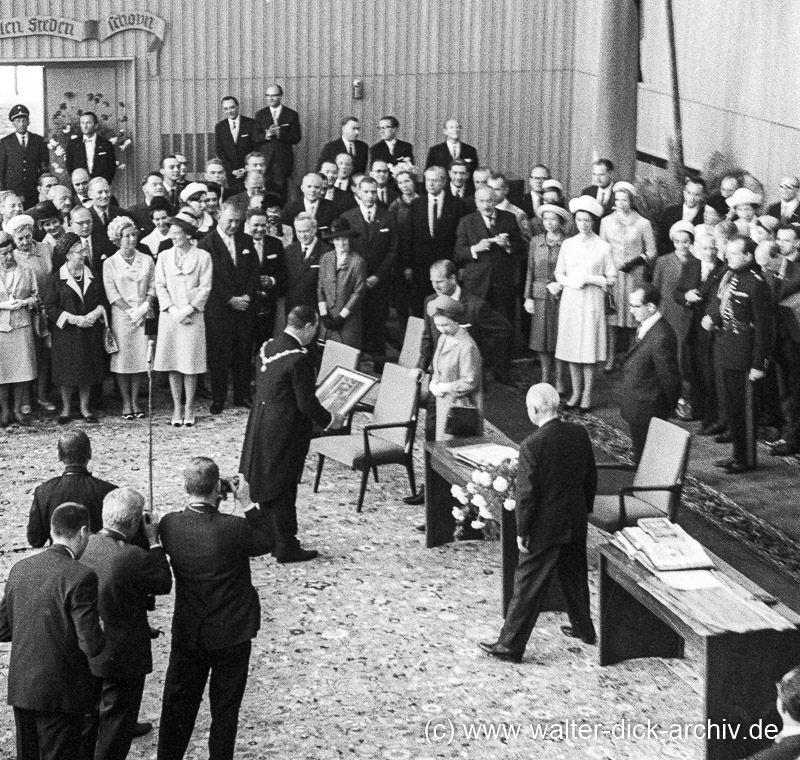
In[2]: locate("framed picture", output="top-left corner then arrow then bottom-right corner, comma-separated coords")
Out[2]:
315,366 -> 377,416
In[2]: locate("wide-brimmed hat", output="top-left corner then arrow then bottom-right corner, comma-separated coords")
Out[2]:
535,204 -> 570,223
568,195 -> 604,218
147,196 -> 173,216
322,218 -> 360,241
4,214 -> 35,236
426,294 -> 467,323
612,181 -> 637,197
31,200 -> 60,222
669,220 -> 695,240
726,187 -> 762,208
180,182 -> 208,202
541,179 -> 563,192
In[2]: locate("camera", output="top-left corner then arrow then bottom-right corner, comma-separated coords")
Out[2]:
219,477 -> 235,499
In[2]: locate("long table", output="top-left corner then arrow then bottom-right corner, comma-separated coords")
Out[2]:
424,434 -> 565,617
599,542 -> 800,760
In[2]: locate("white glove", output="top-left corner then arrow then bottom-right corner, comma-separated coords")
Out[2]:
524,299 -> 535,315
546,281 -> 562,296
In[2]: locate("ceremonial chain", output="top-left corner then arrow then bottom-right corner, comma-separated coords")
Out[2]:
259,341 -> 307,371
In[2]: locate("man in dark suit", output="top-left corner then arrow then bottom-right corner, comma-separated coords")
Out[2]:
658,177 -> 706,254
65,111 -> 117,186
281,172 -> 339,239
769,225 -> 800,456
245,206 -> 286,349
318,117 -> 369,175
425,118 -> 479,182
446,159 -> 472,204
0,503 -> 105,759
88,177 -> 122,233
512,164 -> 551,219
768,176 -> 800,227
369,115 -> 414,172
214,96 -> 257,197
742,665 -> 800,760
254,84 -> 302,203
157,457 -> 271,760
579,158 -> 616,223
240,307 -> 343,562
50,205 -> 114,276
480,384 -> 597,662
71,167 -> 92,208
404,166 -> 467,315
620,284 -> 682,463
225,169 -> 266,217
284,213 -> 331,314
454,185 -> 525,379
369,160 -> 399,207
125,172 -> 167,235
0,104 -> 50,208
80,487 -> 171,760
28,430 -> 117,548
339,176 -> 398,365
198,203 -> 260,413
160,155 -> 183,213
703,236 -> 772,473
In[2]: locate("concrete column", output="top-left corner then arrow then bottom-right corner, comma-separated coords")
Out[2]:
595,0 -> 641,182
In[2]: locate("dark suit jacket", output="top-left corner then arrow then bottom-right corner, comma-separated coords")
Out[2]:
28,465 -> 117,548
240,332 -> 332,502
253,106 -> 301,177
419,289 -> 511,370
125,200 -> 157,236
159,504 -> 271,650
425,141 -> 479,175
767,201 -> 800,227
198,229 -> 260,319
0,544 -> 105,713
368,139 -> 415,169
283,238 -> 332,313
580,185 -> 616,219
0,131 -> 49,203
454,208 -> 526,300
89,203 -> 123,234
253,234 -> 286,317
674,257 -> 725,334
80,532 -> 172,679
744,734 -> 800,760
318,138 -> 369,174
338,205 -> 397,283
658,202 -> 705,254
620,317 -> 681,426
516,418 -> 597,547
406,193 -> 467,278
65,133 -> 117,184
326,186 -> 358,213
214,115 -> 258,184
281,198 -> 339,238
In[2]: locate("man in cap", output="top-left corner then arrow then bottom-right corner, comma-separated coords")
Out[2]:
254,84 -> 302,203
65,111 -> 117,185
0,105 -> 49,208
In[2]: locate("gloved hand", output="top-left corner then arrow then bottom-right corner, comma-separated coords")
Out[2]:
619,256 -> 644,274
329,315 -> 345,331
321,313 -> 335,330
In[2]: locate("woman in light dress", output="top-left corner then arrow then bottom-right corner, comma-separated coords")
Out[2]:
103,216 -> 156,419
599,181 -> 656,371
153,214 -> 212,428
523,204 -> 570,392
0,232 -> 38,427
427,295 -> 483,441
554,196 -> 616,412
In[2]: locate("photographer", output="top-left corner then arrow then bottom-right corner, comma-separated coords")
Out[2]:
80,487 -> 171,760
157,457 -> 271,760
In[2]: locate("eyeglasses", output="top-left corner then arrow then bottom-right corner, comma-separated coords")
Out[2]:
779,185 -> 799,191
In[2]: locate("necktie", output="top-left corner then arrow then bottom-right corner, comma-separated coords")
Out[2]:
379,188 -> 386,204
429,196 -> 438,237
230,120 -> 238,141
450,143 -> 459,159
20,134 -> 26,150
366,208 -> 374,223
255,240 -> 263,263
101,211 -> 107,227
224,235 -> 236,265
302,246 -> 309,260
347,142 -> 354,157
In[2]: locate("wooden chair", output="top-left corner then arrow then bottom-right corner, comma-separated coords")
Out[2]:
317,341 -> 361,385
358,316 -> 425,411
589,418 -> 692,533
310,363 -> 420,512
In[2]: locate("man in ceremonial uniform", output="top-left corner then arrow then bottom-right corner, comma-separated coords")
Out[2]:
703,235 -> 772,473
239,306 -> 342,563
0,105 -> 49,208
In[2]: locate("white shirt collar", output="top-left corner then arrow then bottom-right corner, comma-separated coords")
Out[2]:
452,284 -> 462,301
429,192 -> 444,203
777,725 -> 800,741
637,311 -> 662,340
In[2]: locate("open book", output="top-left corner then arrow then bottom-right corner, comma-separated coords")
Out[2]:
615,518 -> 714,572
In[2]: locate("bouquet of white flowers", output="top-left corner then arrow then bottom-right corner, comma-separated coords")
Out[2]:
450,457 -> 518,540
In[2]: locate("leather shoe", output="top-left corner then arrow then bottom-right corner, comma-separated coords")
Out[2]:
277,548 -> 318,564
13,413 -> 32,427
403,487 -> 425,505
57,414 -> 71,425
723,461 -> 753,474
771,442 -> 799,457
478,641 -> 523,663
209,403 -> 223,415
81,414 -> 99,424
132,722 -> 152,738
713,457 -> 735,469
560,625 -> 597,645
713,431 -> 732,443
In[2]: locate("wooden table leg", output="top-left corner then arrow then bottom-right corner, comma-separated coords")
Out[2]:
425,450 -> 456,548
599,554 -> 684,666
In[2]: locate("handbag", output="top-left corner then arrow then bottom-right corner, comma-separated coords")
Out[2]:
32,305 -> 50,339
444,405 -> 481,437
605,291 -> 617,315
103,324 -> 119,354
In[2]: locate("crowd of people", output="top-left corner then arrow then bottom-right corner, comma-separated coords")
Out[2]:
0,91 -> 798,457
